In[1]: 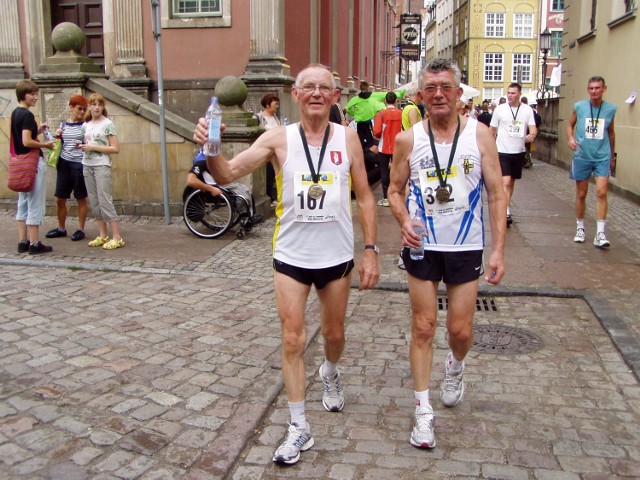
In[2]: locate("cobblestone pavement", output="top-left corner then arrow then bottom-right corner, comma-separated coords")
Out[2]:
0,159 -> 639,479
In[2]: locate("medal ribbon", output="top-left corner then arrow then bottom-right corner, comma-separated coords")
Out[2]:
589,102 -> 602,132
427,116 -> 461,190
510,104 -> 521,123
299,124 -> 331,184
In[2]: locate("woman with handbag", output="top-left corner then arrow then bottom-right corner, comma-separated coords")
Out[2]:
45,95 -> 89,242
10,80 -> 56,254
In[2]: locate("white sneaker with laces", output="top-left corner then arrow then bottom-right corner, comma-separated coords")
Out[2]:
593,232 -> 610,248
410,405 -> 436,448
272,422 -> 314,465
574,228 -> 585,243
441,352 -> 465,408
319,365 -> 345,412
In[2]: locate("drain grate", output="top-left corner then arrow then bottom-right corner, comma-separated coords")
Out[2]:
472,324 -> 543,355
437,297 -> 497,312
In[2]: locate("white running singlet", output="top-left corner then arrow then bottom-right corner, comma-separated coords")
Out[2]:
273,123 -> 354,268
406,119 -> 485,252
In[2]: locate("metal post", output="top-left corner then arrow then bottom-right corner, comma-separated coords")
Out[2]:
151,0 -> 171,224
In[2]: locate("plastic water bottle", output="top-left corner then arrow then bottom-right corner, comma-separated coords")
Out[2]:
283,116 -> 289,126
409,213 -> 426,260
204,96 -> 222,156
43,126 -> 55,141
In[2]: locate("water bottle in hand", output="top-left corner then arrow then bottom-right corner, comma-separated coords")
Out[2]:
43,126 -> 55,142
204,96 -> 222,156
409,213 -> 426,260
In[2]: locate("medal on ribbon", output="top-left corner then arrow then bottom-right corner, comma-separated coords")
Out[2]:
428,116 -> 460,203
299,124 -> 331,201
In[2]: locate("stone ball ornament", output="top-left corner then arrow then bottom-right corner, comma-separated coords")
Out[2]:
214,76 -> 248,107
51,22 -> 86,54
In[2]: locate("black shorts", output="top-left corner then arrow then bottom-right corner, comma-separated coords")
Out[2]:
401,249 -> 484,285
499,152 -> 526,180
55,158 -> 87,199
273,259 -> 354,290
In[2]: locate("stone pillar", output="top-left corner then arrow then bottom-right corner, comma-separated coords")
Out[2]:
0,0 -> 24,79
243,0 -> 294,120
214,76 -> 270,217
105,0 -> 151,98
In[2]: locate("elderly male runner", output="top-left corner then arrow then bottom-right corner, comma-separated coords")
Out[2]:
388,58 -> 506,449
194,64 -> 379,465
566,76 -> 617,248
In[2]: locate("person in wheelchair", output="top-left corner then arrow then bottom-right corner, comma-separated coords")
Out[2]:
183,150 -> 263,238
186,150 -> 223,199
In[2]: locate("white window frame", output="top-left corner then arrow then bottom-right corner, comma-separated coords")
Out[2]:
485,13 -> 505,37
513,13 -> 534,38
551,0 -> 564,11
483,87 -> 503,104
161,0 -> 231,28
484,53 -> 503,82
512,53 -> 532,83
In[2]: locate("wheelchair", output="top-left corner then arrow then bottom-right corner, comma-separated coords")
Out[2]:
182,183 -> 262,239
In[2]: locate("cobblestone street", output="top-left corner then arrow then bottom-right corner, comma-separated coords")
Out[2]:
0,159 -> 639,479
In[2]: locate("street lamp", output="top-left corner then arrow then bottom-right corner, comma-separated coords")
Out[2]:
537,28 -> 552,101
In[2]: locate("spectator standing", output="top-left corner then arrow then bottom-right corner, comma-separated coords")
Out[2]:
477,102 -> 492,127
256,93 -> 282,208
490,83 -> 537,227
373,91 -> 403,207
46,95 -> 89,242
566,76 -> 617,248
11,80 -> 56,254
520,97 -> 541,169
81,93 -> 124,250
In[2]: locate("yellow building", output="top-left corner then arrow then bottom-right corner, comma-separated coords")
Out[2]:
453,0 -> 540,103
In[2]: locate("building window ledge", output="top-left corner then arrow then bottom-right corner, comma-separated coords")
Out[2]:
608,10 -> 636,30
576,29 -> 596,44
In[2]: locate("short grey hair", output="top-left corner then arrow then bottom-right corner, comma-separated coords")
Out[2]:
294,63 -> 336,89
419,58 -> 462,89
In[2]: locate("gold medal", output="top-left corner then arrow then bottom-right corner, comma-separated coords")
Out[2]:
436,187 -> 450,202
308,183 -> 324,199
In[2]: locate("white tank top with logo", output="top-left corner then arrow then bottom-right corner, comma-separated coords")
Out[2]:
406,118 -> 485,252
273,123 -> 354,268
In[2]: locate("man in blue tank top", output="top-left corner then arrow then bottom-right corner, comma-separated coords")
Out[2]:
566,76 -> 617,248
388,58 -> 506,450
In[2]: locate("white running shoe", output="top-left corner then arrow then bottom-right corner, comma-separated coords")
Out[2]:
574,228 -> 585,243
593,232 -> 610,248
410,405 -> 436,449
272,422 -> 314,465
376,198 -> 389,207
319,366 -> 345,412
441,352 -> 465,408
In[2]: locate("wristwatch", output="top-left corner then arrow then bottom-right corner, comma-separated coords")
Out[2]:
364,244 -> 380,254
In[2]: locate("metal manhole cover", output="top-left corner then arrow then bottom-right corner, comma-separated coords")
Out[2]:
472,324 -> 543,355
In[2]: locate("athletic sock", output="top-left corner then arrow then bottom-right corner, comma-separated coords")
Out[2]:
447,353 -> 464,371
576,219 -> 585,230
321,359 -> 338,378
597,220 -> 606,234
288,400 -> 306,429
414,389 -> 430,409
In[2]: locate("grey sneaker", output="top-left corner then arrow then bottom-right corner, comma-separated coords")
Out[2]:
410,405 -> 436,449
272,422 -> 314,465
441,352 -> 465,408
593,232 -> 610,248
574,227 -> 585,243
319,365 -> 344,412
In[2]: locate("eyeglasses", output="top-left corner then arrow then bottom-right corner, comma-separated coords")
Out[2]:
297,84 -> 334,95
422,84 -> 456,95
